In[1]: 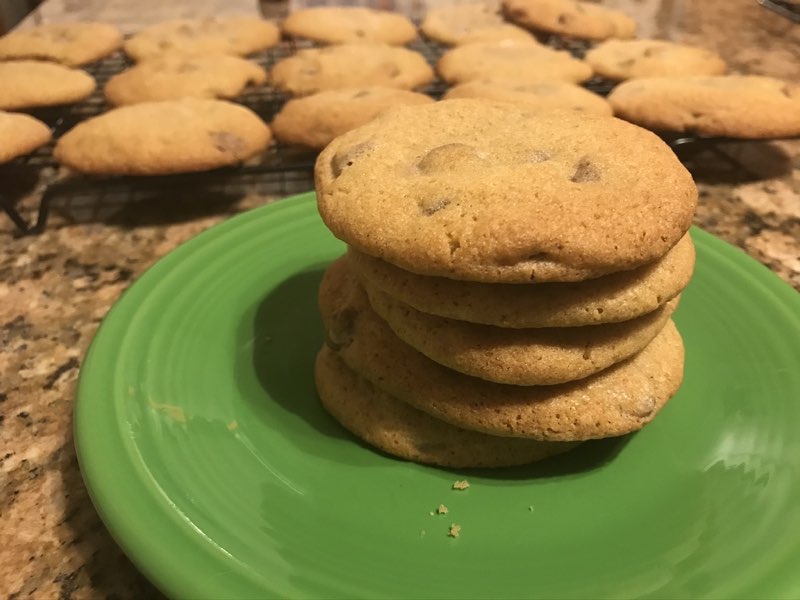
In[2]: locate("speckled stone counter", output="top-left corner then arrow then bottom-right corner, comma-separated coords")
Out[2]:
2,1 -> 799,597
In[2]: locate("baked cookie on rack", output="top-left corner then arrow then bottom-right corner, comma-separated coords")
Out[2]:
502,0 -> 636,40
104,54 -> 266,105
272,87 -> 433,150
421,2 -> 534,45
0,111 -> 51,164
123,17 -> 280,61
282,6 -> 416,45
437,40 -> 593,85
585,39 -> 727,81
443,79 -> 611,115
271,44 -> 434,96
0,22 -> 122,66
54,98 -> 271,175
0,61 -> 95,110
608,75 -> 800,138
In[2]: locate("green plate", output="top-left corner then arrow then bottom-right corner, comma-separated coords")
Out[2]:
76,191 -> 800,599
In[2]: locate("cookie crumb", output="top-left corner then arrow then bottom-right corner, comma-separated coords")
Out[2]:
227,420 -> 238,431
437,504 -> 448,515
452,480 -> 470,490
448,524 -> 461,538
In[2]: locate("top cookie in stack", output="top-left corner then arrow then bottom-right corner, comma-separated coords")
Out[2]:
313,99 -> 697,468
316,99 -> 695,283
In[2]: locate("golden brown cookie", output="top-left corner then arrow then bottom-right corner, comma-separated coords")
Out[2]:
0,60 -> 95,110
315,347 -> 579,468
104,54 -> 266,106
366,278 -> 679,385
124,17 -> 280,61
438,40 -> 592,84
609,75 -> 800,138
502,0 -> 636,40
585,39 -> 727,81
319,257 -> 686,442
348,233 -> 695,328
421,2 -> 534,46
271,44 -> 435,96
272,87 -> 433,150
345,253 -> 681,385
0,111 -> 51,164
282,7 -> 416,45
442,79 -> 611,115
54,98 -> 271,175
0,22 -> 122,66
316,99 -> 697,283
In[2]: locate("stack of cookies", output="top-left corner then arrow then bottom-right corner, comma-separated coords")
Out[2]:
313,99 -> 697,469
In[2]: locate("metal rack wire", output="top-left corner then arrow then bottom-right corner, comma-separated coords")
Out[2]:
757,0 -> 800,22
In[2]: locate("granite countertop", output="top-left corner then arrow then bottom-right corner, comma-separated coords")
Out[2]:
2,0 -> 799,597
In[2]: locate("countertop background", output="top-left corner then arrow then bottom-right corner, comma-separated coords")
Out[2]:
1,0 -> 799,597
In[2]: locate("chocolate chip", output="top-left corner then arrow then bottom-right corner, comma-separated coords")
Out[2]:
176,61 -> 200,73
418,197 -> 451,216
210,131 -> 246,157
570,156 -> 600,183
300,64 -> 321,76
447,234 -> 461,256
325,307 -> 358,350
330,140 -> 374,178
629,396 -> 656,418
417,143 -> 484,173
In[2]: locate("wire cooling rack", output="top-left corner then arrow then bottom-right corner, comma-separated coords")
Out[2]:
2,36 -> 453,235
0,32 -> 761,235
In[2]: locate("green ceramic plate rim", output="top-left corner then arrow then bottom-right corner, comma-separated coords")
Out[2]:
74,191 -> 800,599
